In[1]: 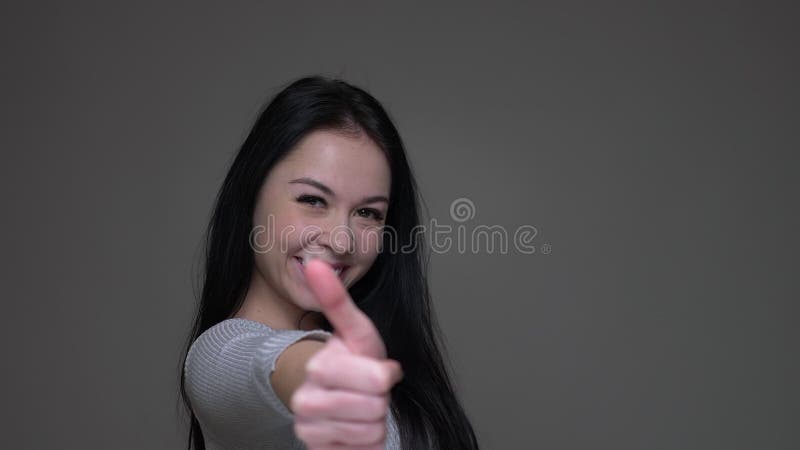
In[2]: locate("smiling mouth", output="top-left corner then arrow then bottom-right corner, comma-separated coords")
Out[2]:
294,256 -> 349,281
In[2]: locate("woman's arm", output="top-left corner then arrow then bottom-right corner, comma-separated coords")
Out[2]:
271,338 -> 326,410
183,321 -> 333,449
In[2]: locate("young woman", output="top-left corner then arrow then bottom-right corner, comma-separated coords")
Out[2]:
178,75 -> 480,449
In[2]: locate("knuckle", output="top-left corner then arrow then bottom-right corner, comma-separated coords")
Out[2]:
365,423 -> 387,445
292,420 -> 309,440
309,344 -> 343,369
389,360 -> 403,378
371,367 -> 392,392
378,395 -> 390,413
337,422 -> 386,446
290,390 -> 321,416
289,391 -> 306,414
294,417 -> 327,446
367,395 -> 390,419
305,355 -> 323,376
306,356 -> 334,382
305,395 -> 330,416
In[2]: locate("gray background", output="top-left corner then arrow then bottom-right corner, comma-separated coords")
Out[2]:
1,1 -> 797,449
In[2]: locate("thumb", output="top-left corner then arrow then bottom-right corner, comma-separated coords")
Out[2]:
304,259 -> 386,359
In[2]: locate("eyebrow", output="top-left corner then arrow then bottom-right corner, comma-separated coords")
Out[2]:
289,177 -> 389,204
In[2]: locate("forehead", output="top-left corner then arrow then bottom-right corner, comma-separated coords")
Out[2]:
271,128 -> 391,196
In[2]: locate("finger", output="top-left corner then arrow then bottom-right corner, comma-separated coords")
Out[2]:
305,443 -> 384,450
291,384 -> 389,421
294,416 -> 387,447
304,259 -> 386,358
306,348 -> 403,394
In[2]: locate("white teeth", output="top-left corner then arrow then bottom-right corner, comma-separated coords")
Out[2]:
297,256 -> 345,278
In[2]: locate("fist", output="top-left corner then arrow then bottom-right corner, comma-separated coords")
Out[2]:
291,259 -> 403,449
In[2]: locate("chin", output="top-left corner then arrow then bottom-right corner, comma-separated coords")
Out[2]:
292,289 -> 321,312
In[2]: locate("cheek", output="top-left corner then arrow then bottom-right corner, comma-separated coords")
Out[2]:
267,212 -> 311,253
252,251 -> 280,288
354,227 -> 383,262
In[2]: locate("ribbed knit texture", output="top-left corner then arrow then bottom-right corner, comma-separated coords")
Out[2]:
184,318 -> 402,449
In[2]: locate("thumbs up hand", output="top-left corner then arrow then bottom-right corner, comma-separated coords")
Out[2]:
291,259 -> 403,450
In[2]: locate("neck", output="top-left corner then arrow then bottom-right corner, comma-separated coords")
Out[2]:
234,268 -> 322,330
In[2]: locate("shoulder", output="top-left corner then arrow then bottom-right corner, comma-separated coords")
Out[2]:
189,318 -> 275,352
183,318 -> 331,419
185,318 -> 331,373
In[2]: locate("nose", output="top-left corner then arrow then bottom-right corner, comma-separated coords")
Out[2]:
315,214 -> 355,255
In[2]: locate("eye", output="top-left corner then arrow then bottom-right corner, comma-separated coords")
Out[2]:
356,208 -> 385,221
297,194 -> 326,208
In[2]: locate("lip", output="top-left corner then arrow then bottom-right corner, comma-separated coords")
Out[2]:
293,256 -> 349,283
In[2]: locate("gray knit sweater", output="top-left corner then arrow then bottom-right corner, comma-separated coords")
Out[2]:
184,318 -> 402,449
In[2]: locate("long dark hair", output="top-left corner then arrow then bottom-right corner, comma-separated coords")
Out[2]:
178,75 -> 479,449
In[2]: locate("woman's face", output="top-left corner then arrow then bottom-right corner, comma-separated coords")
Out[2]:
250,128 -> 391,313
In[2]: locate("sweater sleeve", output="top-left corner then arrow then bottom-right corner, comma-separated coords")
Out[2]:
184,319 -> 332,450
